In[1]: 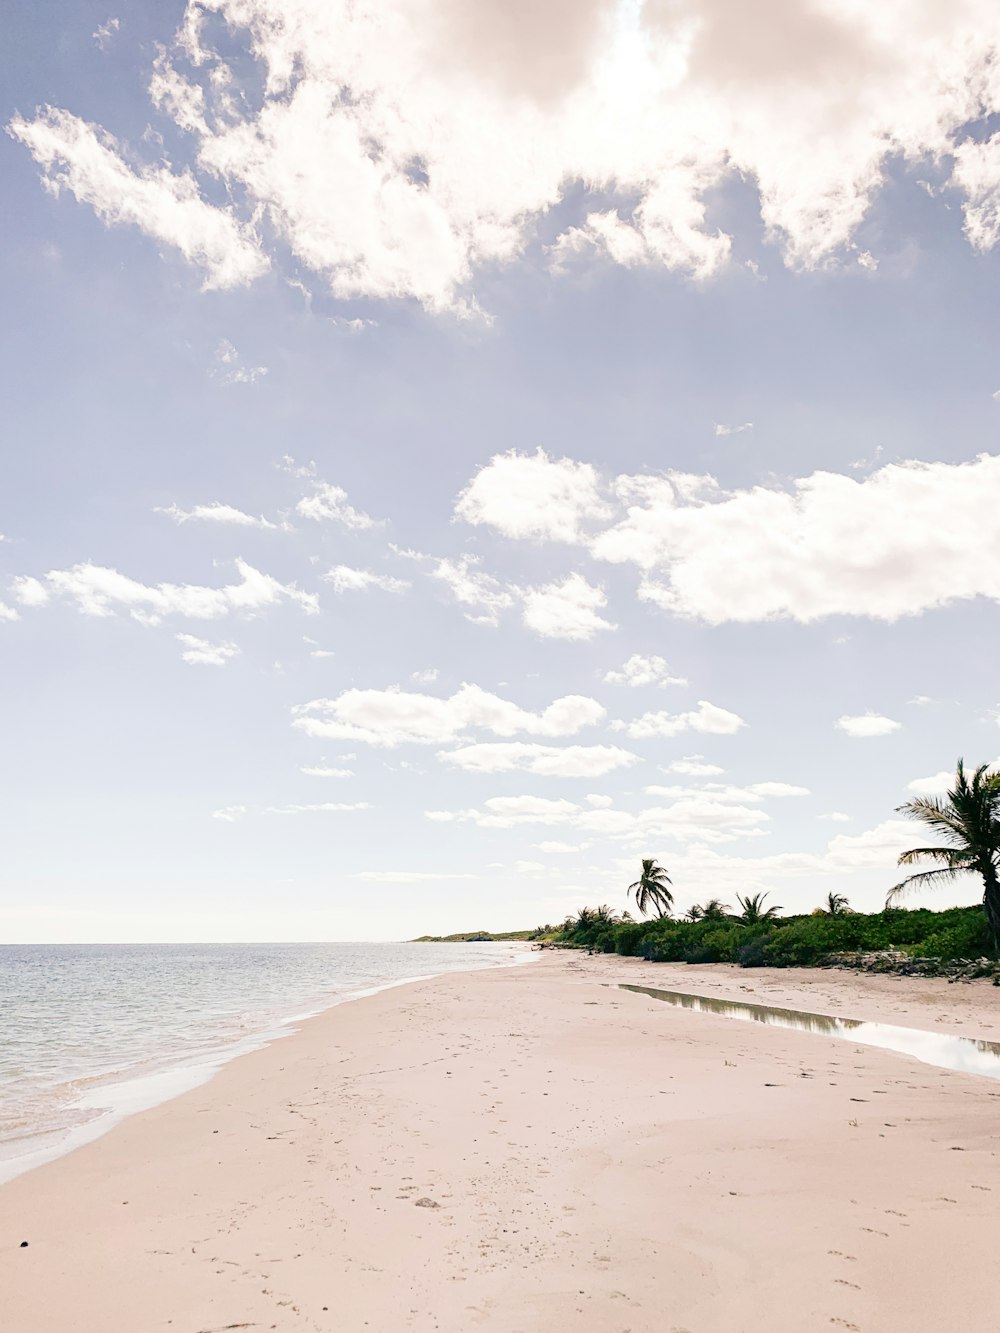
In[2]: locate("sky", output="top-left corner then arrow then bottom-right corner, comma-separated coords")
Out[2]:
4,0 -> 1000,942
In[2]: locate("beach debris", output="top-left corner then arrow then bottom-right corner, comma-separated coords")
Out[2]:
19,1241 -> 28,1248
414,1197 -> 441,1209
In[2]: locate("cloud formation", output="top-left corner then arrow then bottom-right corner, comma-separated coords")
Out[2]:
9,107 -> 267,289
176,632 -> 240,665
15,2 -> 1000,309
438,741 -> 637,777
324,566 -> 410,594
603,653 -> 686,687
293,683 -> 605,748
156,501 -> 284,530
296,481 -> 377,529
38,559 -> 317,622
614,699 -> 745,739
460,447 -> 1000,627
456,449 -> 607,542
521,573 -> 614,640
836,713 -> 901,738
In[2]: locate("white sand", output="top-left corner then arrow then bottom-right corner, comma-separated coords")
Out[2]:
3,950 -> 1000,1332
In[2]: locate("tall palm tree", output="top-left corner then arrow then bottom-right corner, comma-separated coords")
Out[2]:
889,759 -> 1000,941
684,904 -> 704,922
824,892 -> 850,916
628,859 -> 673,918
736,892 -> 782,925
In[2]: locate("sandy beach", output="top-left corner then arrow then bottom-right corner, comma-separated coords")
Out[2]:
4,950 -> 1000,1332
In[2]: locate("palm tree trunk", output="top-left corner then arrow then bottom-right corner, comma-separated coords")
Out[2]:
981,861 -> 1000,948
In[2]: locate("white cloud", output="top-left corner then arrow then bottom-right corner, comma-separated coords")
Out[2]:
18,2 -> 1000,311
430,556 -> 515,626
667,755 -> 724,777
596,453 -> 1000,624
429,790 -> 768,844
212,805 -> 246,822
301,764 -> 354,778
824,819 -> 916,869
41,558 -> 317,622
411,667 -> 439,684
296,481 -> 377,529
747,781 -> 810,797
0,603 -> 20,623
455,449 -> 608,542
211,339 -> 268,386
438,741 -> 637,777
176,632 -> 240,666
643,781 -> 797,806
521,573 -> 614,640
265,802 -> 371,815
535,841 -> 580,854
93,18 -> 120,50
307,645 -> 336,659
155,501 -> 283,530
8,107 -> 267,290
836,713 -> 901,738
603,653 -> 686,687
293,683 -> 605,748
9,576 -> 49,607
714,422 -> 753,437
905,770 -> 960,795
820,811 -> 852,823
350,870 -> 474,882
615,699 -> 745,740
324,566 -> 410,594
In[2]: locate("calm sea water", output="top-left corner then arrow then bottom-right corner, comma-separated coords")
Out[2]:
0,941 -> 529,1183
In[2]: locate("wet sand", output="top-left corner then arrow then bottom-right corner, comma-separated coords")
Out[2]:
3,950 -> 1000,1332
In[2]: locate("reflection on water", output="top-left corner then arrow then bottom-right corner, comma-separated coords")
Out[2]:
619,984 -> 1000,1081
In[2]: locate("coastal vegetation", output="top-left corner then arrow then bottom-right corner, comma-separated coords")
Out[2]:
419,762 -> 1000,967
555,759 -> 1000,966
551,900 -> 994,965
411,928 -> 550,942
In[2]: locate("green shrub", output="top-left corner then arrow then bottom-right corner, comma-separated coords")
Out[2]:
553,900 -> 993,966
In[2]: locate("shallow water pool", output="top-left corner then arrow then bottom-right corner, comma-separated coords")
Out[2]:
619,983 -> 1000,1082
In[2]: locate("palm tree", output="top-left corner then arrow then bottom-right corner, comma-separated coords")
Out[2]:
684,904 -> 704,922
627,859 -> 674,918
824,892 -> 850,916
591,904 -> 620,926
736,892 -> 782,925
691,897 -> 731,922
889,759 -> 1000,941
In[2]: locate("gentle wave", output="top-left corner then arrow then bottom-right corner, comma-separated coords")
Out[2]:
0,941 -> 531,1184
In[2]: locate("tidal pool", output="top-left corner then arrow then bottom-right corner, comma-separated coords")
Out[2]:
619,983 -> 1000,1082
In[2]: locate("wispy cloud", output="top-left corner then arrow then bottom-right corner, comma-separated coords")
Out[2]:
156,501 -> 286,531
714,422 -> 753,437
176,633 -> 240,666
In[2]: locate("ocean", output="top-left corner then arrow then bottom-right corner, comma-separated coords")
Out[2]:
0,940 -> 529,1184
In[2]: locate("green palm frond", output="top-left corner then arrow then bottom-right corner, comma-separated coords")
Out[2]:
628,858 -> 674,918
890,759 -> 1000,935
887,866 -> 968,902
897,847 -> 974,867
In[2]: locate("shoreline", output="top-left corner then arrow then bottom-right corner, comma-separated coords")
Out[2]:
0,944 -> 533,1188
5,952 -> 1000,1331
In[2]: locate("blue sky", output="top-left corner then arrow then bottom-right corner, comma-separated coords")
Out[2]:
4,0 -> 1000,941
